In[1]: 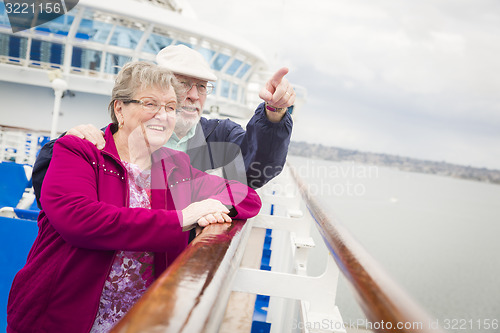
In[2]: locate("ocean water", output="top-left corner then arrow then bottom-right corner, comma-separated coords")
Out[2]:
287,155 -> 500,333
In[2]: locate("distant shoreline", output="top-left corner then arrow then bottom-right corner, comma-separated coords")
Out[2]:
289,141 -> 500,185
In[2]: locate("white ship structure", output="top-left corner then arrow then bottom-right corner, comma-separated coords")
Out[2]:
0,1 -> 443,333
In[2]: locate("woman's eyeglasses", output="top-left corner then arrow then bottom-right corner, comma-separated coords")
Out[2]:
124,98 -> 176,115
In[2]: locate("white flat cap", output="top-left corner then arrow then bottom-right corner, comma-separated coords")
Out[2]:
156,45 -> 218,82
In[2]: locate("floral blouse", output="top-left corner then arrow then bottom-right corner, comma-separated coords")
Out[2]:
90,161 -> 154,332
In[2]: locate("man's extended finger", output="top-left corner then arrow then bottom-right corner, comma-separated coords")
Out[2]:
269,67 -> 289,88
259,67 -> 290,102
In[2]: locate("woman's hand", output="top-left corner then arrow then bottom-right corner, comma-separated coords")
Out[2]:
181,199 -> 231,229
196,211 -> 232,227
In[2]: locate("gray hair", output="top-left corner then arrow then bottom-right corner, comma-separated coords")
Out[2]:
108,61 -> 183,124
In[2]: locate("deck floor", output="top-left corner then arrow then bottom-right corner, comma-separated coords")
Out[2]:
218,226 -> 374,333
219,227 -> 266,332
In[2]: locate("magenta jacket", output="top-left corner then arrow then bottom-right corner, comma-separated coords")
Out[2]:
7,124 -> 261,333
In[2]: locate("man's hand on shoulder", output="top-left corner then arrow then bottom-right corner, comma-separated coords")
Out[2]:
259,67 -> 296,123
66,124 -> 105,150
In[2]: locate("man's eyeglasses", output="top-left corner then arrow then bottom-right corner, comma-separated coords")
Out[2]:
180,81 -> 214,95
124,98 -> 176,115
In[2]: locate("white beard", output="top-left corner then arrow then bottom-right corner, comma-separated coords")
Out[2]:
174,110 -> 200,137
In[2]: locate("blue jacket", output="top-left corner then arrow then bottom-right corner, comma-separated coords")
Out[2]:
32,103 -> 292,208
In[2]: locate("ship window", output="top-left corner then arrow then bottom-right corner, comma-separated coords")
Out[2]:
142,33 -> 173,54
236,63 -> 251,78
231,83 -> 239,101
226,59 -> 242,75
220,80 -> 230,98
34,27 -> 51,35
212,53 -> 230,71
29,40 -> 42,61
198,48 -> 215,64
71,47 -> 102,72
35,14 -> 75,37
28,40 -> 64,65
109,26 -> 142,49
50,42 -> 64,64
0,34 -> 8,56
175,41 -> 192,48
77,17 -> 113,43
105,53 -> 132,74
3,35 -> 28,60
0,2 -> 11,28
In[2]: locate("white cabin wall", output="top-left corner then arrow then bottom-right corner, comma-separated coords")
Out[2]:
0,81 -> 111,135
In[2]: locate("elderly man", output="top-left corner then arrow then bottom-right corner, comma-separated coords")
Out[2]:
32,45 -> 294,208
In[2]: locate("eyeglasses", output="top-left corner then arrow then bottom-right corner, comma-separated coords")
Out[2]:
180,81 -> 214,95
124,98 -> 176,115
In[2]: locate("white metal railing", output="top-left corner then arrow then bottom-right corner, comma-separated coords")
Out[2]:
231,166 -> 345,333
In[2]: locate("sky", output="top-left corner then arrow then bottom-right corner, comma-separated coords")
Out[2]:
188,0 -> 500,170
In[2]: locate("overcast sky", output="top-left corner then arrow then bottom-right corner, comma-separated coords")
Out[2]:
189,0 -> 500,169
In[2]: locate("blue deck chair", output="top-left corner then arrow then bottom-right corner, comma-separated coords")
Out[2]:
0,162 -> 28,209
0,216 -> 38,331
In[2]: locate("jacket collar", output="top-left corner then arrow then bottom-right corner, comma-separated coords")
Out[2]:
199,117 -> 220,139
102,123 -> 121,161
151,147 -> 184,176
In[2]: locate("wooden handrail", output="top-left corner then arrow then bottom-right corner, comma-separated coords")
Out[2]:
111,220 -> 248,333
288,164 -> 445,332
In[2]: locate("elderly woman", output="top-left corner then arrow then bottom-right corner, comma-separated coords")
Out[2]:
7,62 -> 261,333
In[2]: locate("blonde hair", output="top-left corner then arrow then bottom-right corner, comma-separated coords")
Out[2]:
108,61 -> 182,124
